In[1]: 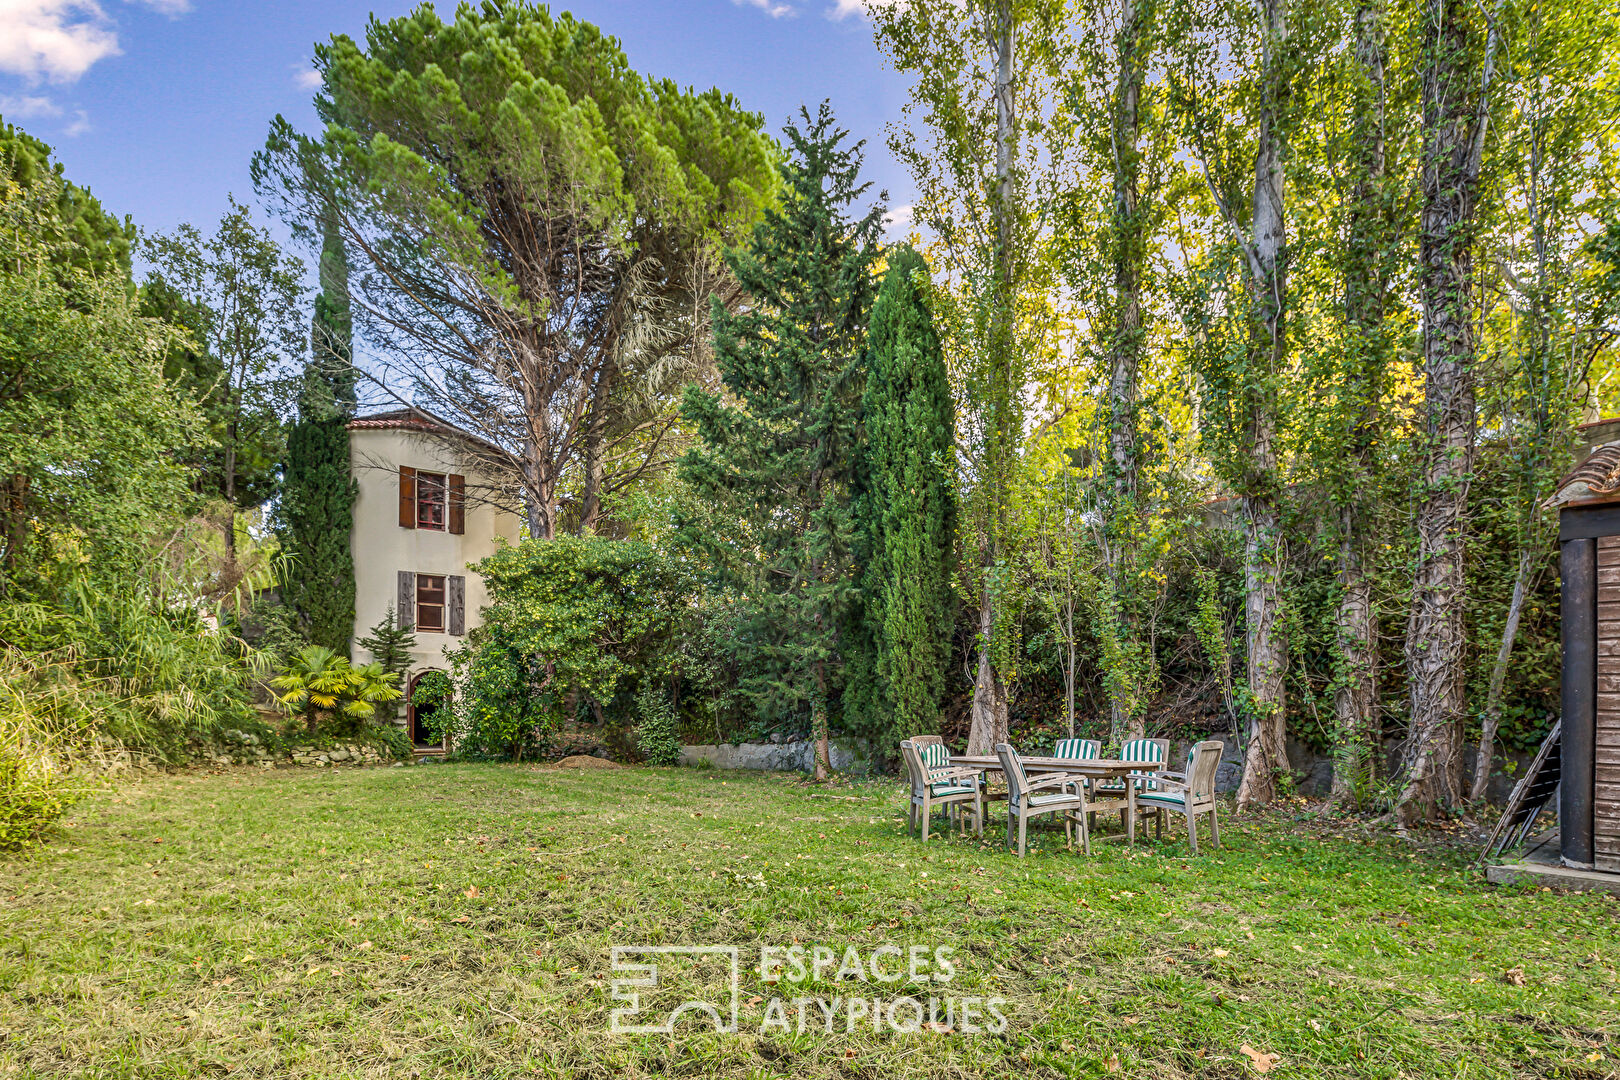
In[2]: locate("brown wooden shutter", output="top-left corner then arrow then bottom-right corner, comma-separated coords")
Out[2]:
448,574 -> 465,636
448,473 -> 465,535
398,466 -> 416,529
398,570 -> 416,629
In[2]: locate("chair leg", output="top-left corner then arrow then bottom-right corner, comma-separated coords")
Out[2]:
1155,812 -> 1162,840
1080,807 -> 1091,856
975,793 -> 984,837
1017,814 -> 1028,858
1186,810 -> 1198,856
921,800 -> 931,844
1210,807 -> 1221,849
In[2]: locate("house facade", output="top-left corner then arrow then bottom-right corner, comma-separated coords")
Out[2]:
347,409 -> 523,748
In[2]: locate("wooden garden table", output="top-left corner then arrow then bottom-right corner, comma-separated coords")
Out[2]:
948,755 -> 1166,845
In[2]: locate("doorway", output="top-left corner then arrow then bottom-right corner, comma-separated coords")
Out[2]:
408,671 -> 443,749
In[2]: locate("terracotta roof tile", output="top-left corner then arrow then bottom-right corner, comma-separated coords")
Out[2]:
1548,441 -> 1620,507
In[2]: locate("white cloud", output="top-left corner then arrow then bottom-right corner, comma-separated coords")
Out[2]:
0,1 -> 121,82
293,65 -> 322,90
0,91 -> 63,118
128,0 -> 191,14
883,203 -> 913,231
62,106 -> 88,135
828,0 -> 897,19
733,0 -> 796,17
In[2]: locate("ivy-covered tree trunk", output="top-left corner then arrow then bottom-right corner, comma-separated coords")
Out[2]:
968,0 -> 1018,758
1329,0 -> 1390,807
1234,0 -> 1292,810
1101,0 -> 1150,746
1397,0 -> 1499,825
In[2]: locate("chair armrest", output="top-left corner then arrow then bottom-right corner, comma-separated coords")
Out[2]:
926,767 -> 983,783
1140,776 -> 1191,794
1155,770 -> 1188,784
1023,773 -> 1089,794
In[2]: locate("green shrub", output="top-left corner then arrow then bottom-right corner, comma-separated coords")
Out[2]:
0,652 -> 92,850
636,683 -> 681,766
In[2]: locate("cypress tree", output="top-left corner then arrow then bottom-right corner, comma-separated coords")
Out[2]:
849,247 -> 956,754
678,103 -> 882,781
279,222 -> 358,654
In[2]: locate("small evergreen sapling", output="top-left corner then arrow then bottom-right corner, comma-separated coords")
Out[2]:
636,682 -> 681,767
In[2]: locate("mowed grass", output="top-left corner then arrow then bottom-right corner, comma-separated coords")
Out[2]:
1,763 -> 1617,1079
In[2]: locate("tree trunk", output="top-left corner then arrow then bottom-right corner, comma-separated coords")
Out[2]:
966,586 -> 1010,754
1396,0 -> 1494,825
576,356 -> 616,535
1234,0 -> 1291,809
971,0 -> 1017,751
1330,512 -> 1379,804
1102,0 -> 1148,748
1329,0 -> 1388,808
812,660 -> 832,782
1470,547 -> 1534,802
223,407 -> 239,562
1237,491 -> 1290,807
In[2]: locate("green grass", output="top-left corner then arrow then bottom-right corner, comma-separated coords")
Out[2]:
1,763 -> 1616,1079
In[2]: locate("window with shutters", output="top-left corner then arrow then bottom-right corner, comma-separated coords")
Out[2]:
415,574 -> 447,632
416,471 -> 447,530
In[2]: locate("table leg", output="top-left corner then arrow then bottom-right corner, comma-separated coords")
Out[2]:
1127,783 -> 1136,846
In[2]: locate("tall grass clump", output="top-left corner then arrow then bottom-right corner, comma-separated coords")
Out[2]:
0,650 -> 93,849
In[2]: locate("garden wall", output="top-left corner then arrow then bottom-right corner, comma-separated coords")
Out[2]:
679,735 -> 871,773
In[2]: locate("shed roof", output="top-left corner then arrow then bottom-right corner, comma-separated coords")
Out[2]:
1548,440 -> 1620,509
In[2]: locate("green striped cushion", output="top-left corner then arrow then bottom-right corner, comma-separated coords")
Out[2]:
929,783 -> 976,797
1135,790 -> 1186,807
1013,792 -> 1075,809
1053,738 -> 1100,760
920,743 -> 950,772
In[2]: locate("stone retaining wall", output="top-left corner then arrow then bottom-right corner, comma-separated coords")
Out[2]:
680,736 -> 871,773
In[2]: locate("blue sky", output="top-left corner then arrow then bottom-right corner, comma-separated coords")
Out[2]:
0,0 -> 914,250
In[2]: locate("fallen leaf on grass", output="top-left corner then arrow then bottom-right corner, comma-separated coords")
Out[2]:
925,1022 -> 953,1034
1503,966 -> 1526,986
1212,949 -> 1231,958
1104,1054 -> 1120,1072
1240,1044 -> 1280,1073
465,886 -> 482,899
357,940 -> 373,950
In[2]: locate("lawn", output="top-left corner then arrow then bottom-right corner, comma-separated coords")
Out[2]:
1,762 -> 1616,1079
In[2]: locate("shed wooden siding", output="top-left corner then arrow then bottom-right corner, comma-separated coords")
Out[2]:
1595,537 -> 1620,869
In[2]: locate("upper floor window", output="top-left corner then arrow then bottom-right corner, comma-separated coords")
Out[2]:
416,471 -> 446,530
398,466 -> 465,534
415,574 -> 447,632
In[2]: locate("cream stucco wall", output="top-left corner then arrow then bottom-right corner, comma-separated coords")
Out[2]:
347,426 -> 522,677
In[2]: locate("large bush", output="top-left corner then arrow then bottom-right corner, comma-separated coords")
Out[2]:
441,538 -> 692,760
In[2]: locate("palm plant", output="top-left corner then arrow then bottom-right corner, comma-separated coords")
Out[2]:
271,646 -> 402,734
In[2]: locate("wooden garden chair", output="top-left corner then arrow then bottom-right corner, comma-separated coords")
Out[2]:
900,740 -> 982,842
1090,737 -> 1167,833
1133,740 -> 1224,854
994,743 -> 1090,857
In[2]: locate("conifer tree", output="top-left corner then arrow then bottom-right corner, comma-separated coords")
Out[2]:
279,221 -> 358,654
678,104 -> 883,782
849,246 -> 956,756
357,605 -> 417,681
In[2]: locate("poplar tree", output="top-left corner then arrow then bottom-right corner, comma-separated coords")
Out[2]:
278,222 -> 357,654
850,246 -> 956,753
678,104 -> 882,782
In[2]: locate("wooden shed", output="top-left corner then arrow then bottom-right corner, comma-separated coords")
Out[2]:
1549,441 -> 1620,874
